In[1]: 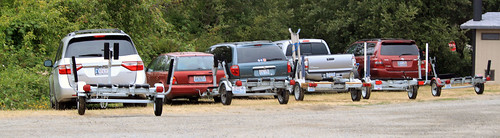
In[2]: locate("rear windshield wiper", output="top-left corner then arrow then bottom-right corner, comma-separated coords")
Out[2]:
399,53 -> 414,57
79,54 -> 103,57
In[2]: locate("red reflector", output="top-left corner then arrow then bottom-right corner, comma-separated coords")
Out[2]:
418,81 -> 424,86
290,80 -> 296,86
375,81 -> 382,85
254,44 -> 262,46
230,65 -> 240,76
94,35 -> 106,38
235,80 -> 242,86
363,83 -> 371,87
445,80 -> 451,84
302,40 -> 310,42
287,62 -> 291,73
156,86 -> 164,92
72,94 -> 76,96
308,83 -> 317,87
83,84 -> 91,92
486,77 -> 491,81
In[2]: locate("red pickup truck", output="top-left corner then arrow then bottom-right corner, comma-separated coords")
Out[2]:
345,39 -> 430,79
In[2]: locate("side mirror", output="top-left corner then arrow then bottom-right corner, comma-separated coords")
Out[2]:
44,60 -> 53,67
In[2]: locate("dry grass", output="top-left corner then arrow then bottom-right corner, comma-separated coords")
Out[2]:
1,84 -> 499,118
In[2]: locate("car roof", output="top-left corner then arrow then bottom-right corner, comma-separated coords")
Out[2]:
62,29 -> 130,42
210,40 -> 275,48
163,52 -> 213,57
355,38 -> 415,43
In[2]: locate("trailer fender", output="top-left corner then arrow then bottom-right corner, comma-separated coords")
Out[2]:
219,79 -> 232,91
431,77 -> 443,87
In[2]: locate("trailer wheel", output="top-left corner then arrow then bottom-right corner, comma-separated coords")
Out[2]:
361,87 -> 371,99
474,83 -> 484,94
277,89 -> 289,104
408,85 -> 418,99
77,96 -> 86,115
350,89 -> 361,101
213,96 -> 221,103
293,84 -> 304,101
220,84 -> 232,105
431,80 -> 441,97
154,98 -> 163,116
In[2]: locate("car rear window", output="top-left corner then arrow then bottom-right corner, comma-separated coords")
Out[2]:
380,44 -> 419,56
65,36 -> 137,58
176,56 -> 214,71
237,45 -> 286,63
286,42 -> 329,56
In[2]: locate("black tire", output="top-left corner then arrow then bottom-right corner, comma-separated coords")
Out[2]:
293,84 -> 304,101
408,85 -> 418,99
361,86 -> 371,99
213,96 -> 221,103
431,80 -> 441,97
220,84 -> 232,105
474,83 -> 484,94
77,96 -> 86,115
350,89 -> 361,101
277,89 -> 289,104
55,101 -> 66,110
189,97 -> 199,103
154,98 -> 163,116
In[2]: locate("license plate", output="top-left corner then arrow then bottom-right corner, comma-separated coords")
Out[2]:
232,86 -> 246,94
259,69 -> 270,76
326,72 -> 336,78
397,61 -> 407,67
95,67 -> 108,75
194,76 -> 206,82
307,87 -> 315,92
374,84 -> 382,90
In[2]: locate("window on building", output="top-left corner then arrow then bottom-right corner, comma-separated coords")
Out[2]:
481,33 -> 500,40
485,69 -> 495,81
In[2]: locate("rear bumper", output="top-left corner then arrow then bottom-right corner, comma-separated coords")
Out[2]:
305,71 -> 352,81
167,84 -> 215,99
370,68 -> 429,79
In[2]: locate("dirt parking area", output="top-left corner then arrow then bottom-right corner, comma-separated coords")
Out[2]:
1,85 -> 499,137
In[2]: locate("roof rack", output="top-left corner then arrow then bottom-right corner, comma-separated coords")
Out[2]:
67,29 -> 124,36
358,38 -> 407,42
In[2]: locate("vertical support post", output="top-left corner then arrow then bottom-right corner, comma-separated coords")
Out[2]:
486,60 -> 491,77
425,43 -> 429,81
364,42 -> 367,79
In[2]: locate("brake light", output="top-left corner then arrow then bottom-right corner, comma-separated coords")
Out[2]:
230,65 -> 240,76
172,76 -> 177,84
235,80 -> 242,86
308,83 -> 317,87
418,81 -> 425,86
375,81 -> 382,85
304,58 -> 309,70
290,80 -> 296,85
58,64 -> 82,74
83,84 -> 91,92
121,61 -> 144,71
374,60 -> 384,68
363,83 -> 372,87
254,44 -> 262,46
93,35 -> 106,38
287,62 -> 291,73
302,40 -> 310,42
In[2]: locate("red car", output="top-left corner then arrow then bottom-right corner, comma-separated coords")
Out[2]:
345,39 -> 430,79
146,52 -> 224,103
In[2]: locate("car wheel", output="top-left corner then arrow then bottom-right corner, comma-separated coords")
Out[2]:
474,83 -> 484,94
77,96 -> 86,115
350,89 -> 361,101
408,85 -> 418,99
220,84 -> 232,105
49,90 -> 56,109
293,84 -> 304,101
361,86 -> 371,99
431,80 -> 441,97
154,98 -> 163,116
277,88 -> 289,104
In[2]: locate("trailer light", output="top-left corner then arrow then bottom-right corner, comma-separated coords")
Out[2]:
290,80 -> 296,85
308,83 -> 317,87
445,80 -> 451,84
418,81 -> 425,86
172,76 -> 177,84
486,77 -> 491,81
83,84 -> 91,92
156,86 -> 164,92
287,61 -> 291,73
235,80 -> 242,86
363,83 -> 371,87
375,81 -> 382,85
230,65 -> 240,76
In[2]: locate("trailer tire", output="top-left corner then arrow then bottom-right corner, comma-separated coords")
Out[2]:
277,89 -> 289,104
362,87 -> 371,99
350,89 -> 361,101
431,80 -> 441,97
220,84 -> 232,105
213,96 -> 221,103
408,85 -> 418,99
77,96 -> 86,115
293,84 -> 304,101
154,98 -> 163,116
474,83 -> 484,94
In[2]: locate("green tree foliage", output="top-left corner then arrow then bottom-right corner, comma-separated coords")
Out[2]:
1,0 -> 499,109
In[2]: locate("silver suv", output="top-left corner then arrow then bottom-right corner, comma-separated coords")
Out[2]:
44,29 -> 146,109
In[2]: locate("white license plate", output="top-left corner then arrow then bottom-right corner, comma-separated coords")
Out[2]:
374,84 -> 382,90
307,87 -> 315,92
259,69 -> 270,76
232,86 -> 246,94
194,76 -> 206,82
326,72 -> 336,78
95,67 -> 109,75
397,61 -> 407,67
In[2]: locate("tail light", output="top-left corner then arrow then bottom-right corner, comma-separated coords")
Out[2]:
235,80 -> 242,86
308,83 -> 317,87
375,80 -> 382,85
156,86 -> 164,92
287,62 -> 291,73
418,81 -> 425,86
445,80 -> 451,84
83,84 -> 91,92
230,65 -> 240,76
363,83 -> 372,87
58,64 -> 82,74
304,58 -> 309,71
374,59 -> 384,68
290,80 -> 296,85
172,76 -> 177,84
122,61 -> 144,71
486,76 -> 491,81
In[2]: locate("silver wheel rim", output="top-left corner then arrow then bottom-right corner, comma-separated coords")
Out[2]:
362,88 -> 367,97
221,86 -> 227,103
154,101 -> 157,112
408,87 -> 414,97
475,85 -> 480,92
294,85 -> 300,100
278,90 -> 284,102
431,83 -> 437,95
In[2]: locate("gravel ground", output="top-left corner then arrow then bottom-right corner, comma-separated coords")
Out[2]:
1,86 -> 499,137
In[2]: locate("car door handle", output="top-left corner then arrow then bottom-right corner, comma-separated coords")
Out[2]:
327,58 -> 335,61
